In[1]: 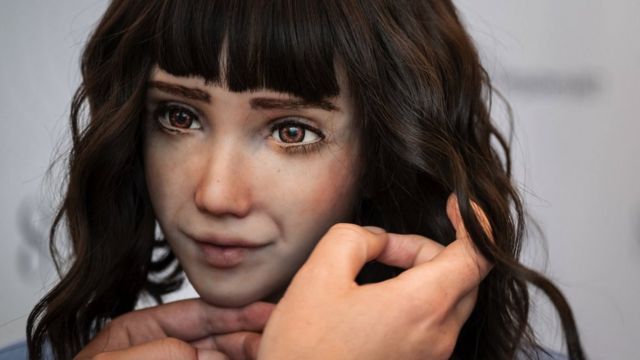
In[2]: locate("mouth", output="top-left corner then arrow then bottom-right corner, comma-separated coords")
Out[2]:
193,236 -> 271,268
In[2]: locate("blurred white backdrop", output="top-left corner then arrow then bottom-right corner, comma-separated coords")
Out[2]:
1,1 -> 638,358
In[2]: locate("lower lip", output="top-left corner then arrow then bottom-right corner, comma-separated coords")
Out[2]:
196,242 -> 256,268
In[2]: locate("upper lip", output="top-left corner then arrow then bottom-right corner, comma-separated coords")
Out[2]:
191,233 -> 270,248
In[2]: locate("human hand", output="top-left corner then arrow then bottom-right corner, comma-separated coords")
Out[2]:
74,299 -> 274,360
258,194 -> 491,360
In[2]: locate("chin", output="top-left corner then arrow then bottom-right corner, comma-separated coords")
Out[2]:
184,263 -> 294,307
193,282 -> 270,307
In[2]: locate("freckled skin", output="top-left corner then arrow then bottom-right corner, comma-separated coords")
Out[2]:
144,67 -> 361,307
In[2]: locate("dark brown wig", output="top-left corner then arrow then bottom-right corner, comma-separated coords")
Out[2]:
27,0 -> 585,359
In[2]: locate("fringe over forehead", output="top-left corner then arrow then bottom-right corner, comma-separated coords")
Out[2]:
152,0 -> 348,101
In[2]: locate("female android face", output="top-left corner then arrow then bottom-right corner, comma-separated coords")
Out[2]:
143,65 -> 362,307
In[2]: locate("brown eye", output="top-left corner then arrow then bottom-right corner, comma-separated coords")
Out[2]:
272,121 -> 322,145
279,126 -> 304,143
155,104 -> 202,131
169,108 -> 195,128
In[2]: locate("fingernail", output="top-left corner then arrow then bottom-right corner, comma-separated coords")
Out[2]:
364,226 -> 386,234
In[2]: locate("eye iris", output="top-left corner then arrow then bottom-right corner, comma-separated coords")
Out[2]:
279,126 -> 305,143
169,109 -> 193,128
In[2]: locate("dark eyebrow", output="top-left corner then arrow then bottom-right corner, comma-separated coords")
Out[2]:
250,97 -> 340,112
148,81 -> 211,103
148,81 -> 339,111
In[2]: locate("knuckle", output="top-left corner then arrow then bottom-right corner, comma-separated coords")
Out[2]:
326,223 -> 368,239
109,312 -> 139,333
108,319 -> 128,335
325,223 -> 375,246
105,318 -> 121,330
323,223 -> 372,250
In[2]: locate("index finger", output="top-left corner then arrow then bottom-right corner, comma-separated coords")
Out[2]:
297,223 -> 388,287
118,299 -> 273,344
155,300 -> 274,340
398,194 -> 493,296
376,233 -> 444,268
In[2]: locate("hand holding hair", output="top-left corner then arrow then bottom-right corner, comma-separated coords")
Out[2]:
257,194 -> 492,360
73,299 -> 274,360
73,194 -> 490,360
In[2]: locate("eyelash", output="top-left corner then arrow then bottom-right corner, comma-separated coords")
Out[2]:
269,119 -> 326,154
151,102 -> 326,154
152,102 -> 202,133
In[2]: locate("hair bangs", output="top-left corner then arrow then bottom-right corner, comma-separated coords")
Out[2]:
153,0 -> 341,101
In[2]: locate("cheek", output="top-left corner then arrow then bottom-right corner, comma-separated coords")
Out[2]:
273,149 -> 361,242
143,138 -> 196,220
306,169 -> 355,213
144,146 -> 171,212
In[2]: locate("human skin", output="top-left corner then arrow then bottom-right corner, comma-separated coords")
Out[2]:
258,195 -> 492,360
84,64 -> 492,360
143,66 -> 362,307
74,196 -> 490,360
74,300 -> 274,360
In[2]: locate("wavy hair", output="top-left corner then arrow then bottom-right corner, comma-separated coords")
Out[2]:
27,0 -> 585,359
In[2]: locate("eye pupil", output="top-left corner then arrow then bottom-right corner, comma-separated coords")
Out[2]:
279,126 -> 304,143
169,109 -> 192,128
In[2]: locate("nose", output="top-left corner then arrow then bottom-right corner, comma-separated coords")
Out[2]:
194,141 -> 252,218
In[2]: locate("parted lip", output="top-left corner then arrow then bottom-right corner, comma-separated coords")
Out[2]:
191,233 -> 271,248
